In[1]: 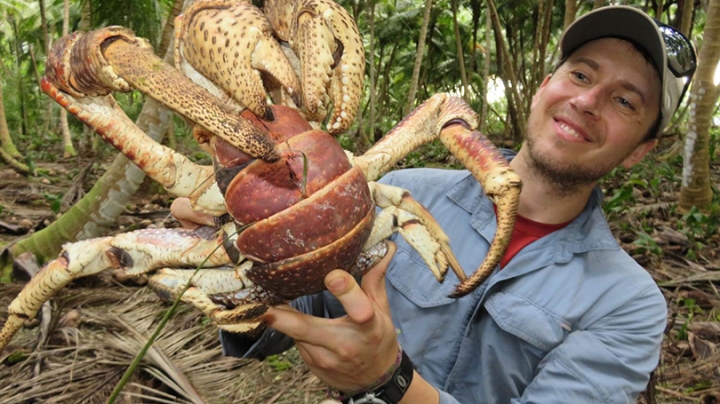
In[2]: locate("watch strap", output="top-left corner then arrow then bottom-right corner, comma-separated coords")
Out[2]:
344,350 -> 414,404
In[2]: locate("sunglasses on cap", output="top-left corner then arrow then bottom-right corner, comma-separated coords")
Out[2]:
656,21 -> 697,103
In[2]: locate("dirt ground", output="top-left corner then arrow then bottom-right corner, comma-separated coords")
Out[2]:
0,154 -> 718,403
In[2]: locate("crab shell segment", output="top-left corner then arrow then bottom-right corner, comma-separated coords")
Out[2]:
214,105 -> 375,300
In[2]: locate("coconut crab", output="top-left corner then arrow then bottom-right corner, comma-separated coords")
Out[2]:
0,0 -> 521,352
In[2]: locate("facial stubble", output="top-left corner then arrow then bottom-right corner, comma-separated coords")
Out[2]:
524,134 -> 635,197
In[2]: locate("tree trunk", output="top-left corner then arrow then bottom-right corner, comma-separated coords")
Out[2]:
158,0 -> 184,58
79,0 -> 92,31
0,69 -> 22,160
378,42 -> 398,123
531,0 -> 553,97
479,8 -> 491,133
0,0 -> 192,280
564,0 -> 578,29
0,74 -> 29,175
61,0 -> 77,158
470,0 -> 481,73
487,0 -> 526,138
38,0 -> 56,141
679,0 -> 720,212
679,0 -> 695,37
404,0 -> 433,115
9,15 -> 29,139
451,0 -> 470,103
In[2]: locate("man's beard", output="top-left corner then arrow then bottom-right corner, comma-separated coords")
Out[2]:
525,135 -> 617,197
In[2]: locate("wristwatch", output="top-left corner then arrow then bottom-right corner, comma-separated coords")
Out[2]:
343,350 -> 415,404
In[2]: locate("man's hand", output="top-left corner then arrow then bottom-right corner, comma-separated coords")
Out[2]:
170,197 -> 216,229
264,242 -> 400,393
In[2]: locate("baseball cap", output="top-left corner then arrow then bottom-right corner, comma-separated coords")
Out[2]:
559,6 -> 697,132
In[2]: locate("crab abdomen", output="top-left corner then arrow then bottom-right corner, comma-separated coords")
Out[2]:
237,166 -> 373,262
216,105 -> 375,299
246,205 -> 373,299
224,129 -> 353,224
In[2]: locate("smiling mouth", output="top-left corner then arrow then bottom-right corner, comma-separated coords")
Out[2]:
556,119 -> 587,141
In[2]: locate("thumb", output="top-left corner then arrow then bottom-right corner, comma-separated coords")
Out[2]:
361,241 -> 396,314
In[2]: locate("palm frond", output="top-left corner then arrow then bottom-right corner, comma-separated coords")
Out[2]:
1,282 -> 326,403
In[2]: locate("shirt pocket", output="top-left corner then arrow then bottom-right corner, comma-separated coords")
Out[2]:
386,247 -> 458,308
385,247 -> 463,360
484,291 -> 570,354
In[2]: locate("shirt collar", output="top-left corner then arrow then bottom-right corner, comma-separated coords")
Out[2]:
445,149 -> 616,256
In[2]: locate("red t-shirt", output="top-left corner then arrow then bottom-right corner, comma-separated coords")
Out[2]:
497,209 -> 573,268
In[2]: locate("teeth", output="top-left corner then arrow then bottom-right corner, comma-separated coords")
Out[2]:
559,122 -> 580,138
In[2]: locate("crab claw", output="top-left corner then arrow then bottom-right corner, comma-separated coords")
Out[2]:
44,26 -> 280,162
265,0 -> 364,135
176,0 -> 302,121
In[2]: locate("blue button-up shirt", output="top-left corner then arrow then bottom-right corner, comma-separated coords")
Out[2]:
221,163 -> 666,404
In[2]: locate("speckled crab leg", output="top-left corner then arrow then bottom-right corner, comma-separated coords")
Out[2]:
264,0 -> 364,134
0,228 -> 232,353
351,93 -> 522,298
46,27 -> 279,162
42,79 -> 226,215
175,0 -> 301,120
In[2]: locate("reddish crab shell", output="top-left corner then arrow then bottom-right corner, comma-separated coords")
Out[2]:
210,105 -> 375,300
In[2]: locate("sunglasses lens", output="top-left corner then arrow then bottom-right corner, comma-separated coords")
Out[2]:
658,25 -> 696,77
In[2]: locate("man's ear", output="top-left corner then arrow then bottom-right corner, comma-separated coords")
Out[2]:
531,74 -> 552,109
622,139 -> 657,168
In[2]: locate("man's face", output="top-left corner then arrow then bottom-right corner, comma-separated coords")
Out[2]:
523,37 -> 661,194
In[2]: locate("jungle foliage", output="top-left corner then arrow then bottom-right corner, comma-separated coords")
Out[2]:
0,0 -> 718,403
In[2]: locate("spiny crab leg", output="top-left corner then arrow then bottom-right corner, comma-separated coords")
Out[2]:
46,26 -> 280,162
364,182 -> 462,282
350,94 -> 522,298
0,228 -> 233,352
42,78 -> 226,215
175,0 -> 302,120
264,0 -> 364,134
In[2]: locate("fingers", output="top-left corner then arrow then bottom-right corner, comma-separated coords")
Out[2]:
264,305 -> 319,342
361,241 -> 396,314
325,270 -> 375,325
265,242 -> 398,342
170,197 -> 215,229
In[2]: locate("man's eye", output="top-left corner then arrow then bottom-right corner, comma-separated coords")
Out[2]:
617,97 -> 635,110
572,71 -> 588,82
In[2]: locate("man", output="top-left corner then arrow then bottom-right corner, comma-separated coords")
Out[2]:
177,5 -> 698,403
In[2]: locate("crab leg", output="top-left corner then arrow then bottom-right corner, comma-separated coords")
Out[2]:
149,268 -> 267,334
0,228 -> 233,352
351,94 -> 522,298
264,0 -> 364,134
45,27 -> 279,162
364,182 -> 463,283
42,78 -> 226,216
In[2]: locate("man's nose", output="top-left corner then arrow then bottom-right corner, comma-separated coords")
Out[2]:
570,86 -> 602,119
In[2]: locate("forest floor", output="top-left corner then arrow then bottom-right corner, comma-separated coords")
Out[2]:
0,144 -> 718,404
